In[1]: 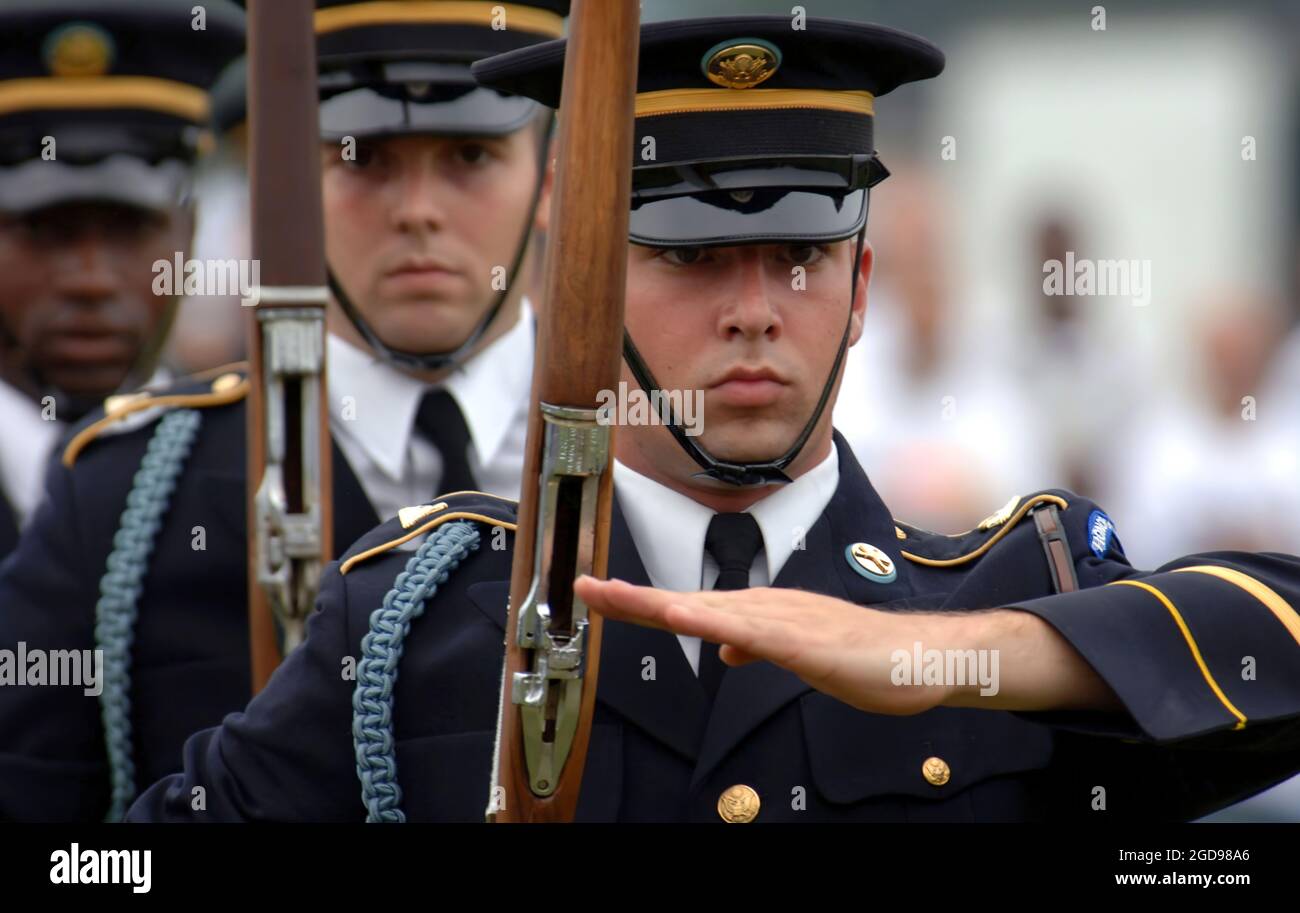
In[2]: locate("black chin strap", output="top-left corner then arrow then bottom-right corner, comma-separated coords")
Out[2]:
621,226 -> 868,489
328,117 -> 554,373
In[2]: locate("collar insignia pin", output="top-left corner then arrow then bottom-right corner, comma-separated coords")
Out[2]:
846,542 -> 897,584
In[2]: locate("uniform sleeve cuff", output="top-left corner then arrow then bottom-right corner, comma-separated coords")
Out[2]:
1004,580 -> 1246,743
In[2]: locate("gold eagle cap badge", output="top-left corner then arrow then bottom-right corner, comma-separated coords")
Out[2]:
702,39 -> 781,89
44,22 -> 115,78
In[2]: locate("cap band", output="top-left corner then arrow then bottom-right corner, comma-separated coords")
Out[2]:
0,76 -> 208,122
635,87 -> 874,118
316,1 -> 564,38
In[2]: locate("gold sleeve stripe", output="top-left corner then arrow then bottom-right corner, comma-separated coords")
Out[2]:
315,2 -> 564,37
340,511 -> 518,575
1170,565 -> 1300,647
636,88 -> 875,118
1109,579 -> 1247,729
62,378 -> 250,468
0,76 -> 208,121
900,494 -> 1069,567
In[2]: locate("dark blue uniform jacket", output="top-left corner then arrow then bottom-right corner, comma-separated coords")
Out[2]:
0,371 -> 378,820
125,435 -> 1300,822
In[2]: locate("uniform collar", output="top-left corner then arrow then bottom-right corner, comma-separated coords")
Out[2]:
0,375 -> 47,425
0,378 -> 60,525
0,367 -> 169,411
0,368 -> 168,527
611,440 -> 840,590
327,299 -> 535,483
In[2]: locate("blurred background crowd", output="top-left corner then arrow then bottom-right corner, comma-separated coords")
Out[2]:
166,0 -> 1300,820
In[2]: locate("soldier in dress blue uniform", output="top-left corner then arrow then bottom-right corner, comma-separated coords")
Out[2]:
0,0 -> 243,561
0,0 -> 567,822
126,15 -> 1300,823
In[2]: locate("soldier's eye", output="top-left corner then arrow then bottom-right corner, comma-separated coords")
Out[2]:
343,143 -> 377,169
104,207 -> 165,241
662,247 -> 706,266
783,244 -> 826,266
456,142 -> 489,165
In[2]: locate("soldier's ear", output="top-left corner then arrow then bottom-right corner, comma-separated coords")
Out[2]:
848,241 -> 873,347
534,143 -> 556,235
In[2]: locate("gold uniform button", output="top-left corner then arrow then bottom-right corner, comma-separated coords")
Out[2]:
717,785 -> 761,823
922,756 -> 951,787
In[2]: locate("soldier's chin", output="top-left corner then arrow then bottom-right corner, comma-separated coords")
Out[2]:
372,311 -> 479,357
43,360 -> 134,398
695,423 -> 798,466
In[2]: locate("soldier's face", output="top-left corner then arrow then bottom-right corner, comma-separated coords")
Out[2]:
618,239 -> 871,485
320,130 -> 545,361
0,202 -> 188,404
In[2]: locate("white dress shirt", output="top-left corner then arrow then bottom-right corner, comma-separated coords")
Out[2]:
0,379 -> 64,528
612,442 -> 840,674
0,369 -> 169,529
328,301 -> 534,522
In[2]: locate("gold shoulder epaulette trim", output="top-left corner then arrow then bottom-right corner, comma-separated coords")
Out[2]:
340,495 -> 518,575
62,369 -> 249,468
898,493 -> 1069,568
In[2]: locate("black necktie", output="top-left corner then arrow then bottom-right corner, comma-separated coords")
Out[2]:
699,512 -> 764,701
414,389 -> 479,496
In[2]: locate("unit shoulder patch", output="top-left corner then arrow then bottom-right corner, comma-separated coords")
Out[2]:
62,364 -> 249,467
340,491 -> 519,575
895,490 -> 1070,567
1085,508 -> 1125,560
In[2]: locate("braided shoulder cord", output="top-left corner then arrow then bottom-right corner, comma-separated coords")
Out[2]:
95,408 -> 203,822
352,520 -> 481,822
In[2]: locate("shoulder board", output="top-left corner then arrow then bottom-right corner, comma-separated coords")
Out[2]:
340,491 -> 519,575
62,363 -> 249,468
894,490 -> 1070,567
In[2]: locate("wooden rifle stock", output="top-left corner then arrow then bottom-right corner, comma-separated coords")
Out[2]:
245,0 -> 333,694
488,0 -> 640,822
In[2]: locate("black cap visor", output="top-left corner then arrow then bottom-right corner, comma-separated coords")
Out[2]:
318,62 -> 540,140
629,154 -> 883,247
0,155 -> 191,214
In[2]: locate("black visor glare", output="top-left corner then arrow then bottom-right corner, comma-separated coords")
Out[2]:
318,84 -> 540,140
629,186 -> 868,248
